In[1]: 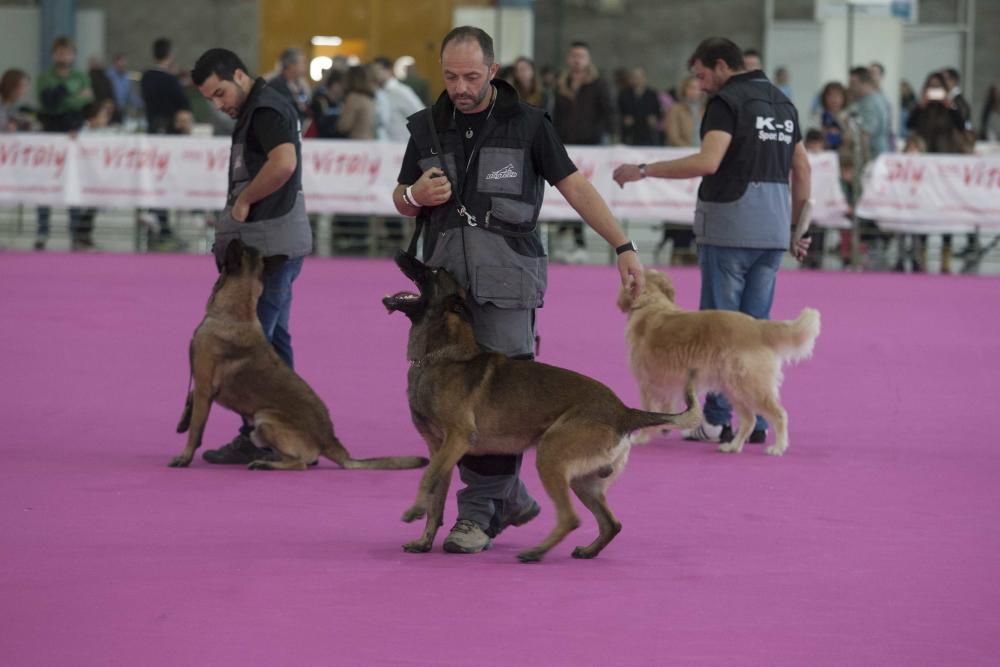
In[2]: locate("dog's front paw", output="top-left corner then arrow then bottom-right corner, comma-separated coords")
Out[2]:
401,505 -> 426,523
402,539 -> 433,553
765,444 -> 786,456
571,546 -> 599,559
517,548 -> 547,563
247,460 -> 274,470
719,441 -> 743,454
168,455 -> 192,468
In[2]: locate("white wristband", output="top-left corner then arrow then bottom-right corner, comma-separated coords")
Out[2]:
405,184 -> 422,208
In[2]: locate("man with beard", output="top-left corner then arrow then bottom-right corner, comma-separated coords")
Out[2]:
191,48 -> 313,464
393,26 -> 644,554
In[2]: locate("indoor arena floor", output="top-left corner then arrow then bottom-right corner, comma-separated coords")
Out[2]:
2,251 -> 998,666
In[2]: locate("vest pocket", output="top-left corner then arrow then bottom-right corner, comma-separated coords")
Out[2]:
466,228 -> 546,309
485,196 -> 537,236
477,147 -> 524,195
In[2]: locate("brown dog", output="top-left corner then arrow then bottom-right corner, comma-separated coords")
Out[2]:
383,252 -> 702,562
617,269 -> 820,456
170,239 -> 428,471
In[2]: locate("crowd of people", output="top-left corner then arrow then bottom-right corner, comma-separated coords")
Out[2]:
2,34 -> 999,270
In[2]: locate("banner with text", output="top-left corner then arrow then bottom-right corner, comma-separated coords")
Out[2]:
0,134 -> 854,226
857,153 -> 1000,232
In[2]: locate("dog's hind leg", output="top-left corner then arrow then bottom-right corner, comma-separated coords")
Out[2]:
246,422 -> 309,471
517,437 -> 581,563
169,387 -> 214,467
757,393 -> 789,456
570,465 -> 624,559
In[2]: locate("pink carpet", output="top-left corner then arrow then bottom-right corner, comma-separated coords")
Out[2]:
1,251 -> 998,666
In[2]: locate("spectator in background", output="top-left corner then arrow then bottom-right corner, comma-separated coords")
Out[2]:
869,62 -> 895,151
141,38 -> 190,134
774,66 -> 792,99
742,48 -> 762,72
336,65 -> 377,140
619,66 -> 661,146
268,47 -> 309,123
907,71 -> 974,273
105,54 -> 142,125
552,41 -> 613,261
980,85 -> 1000,141
512,56 -> 542,107
899,79 -> 917,139
940,67 -> 972,131
538,64 -> 557,116
72,100 -> 117,251
140,37 -> 187,248
400,62 -> 430,106
371,55 -> 424,142
665,75 -> 704,148
847,66 -> 890,158
309,69 -> 346,139
812,81 -> 848,151
894,134 -> 929,273
1,69 -> 32,132
87,55 -> 115,118
35,36 -> 92,251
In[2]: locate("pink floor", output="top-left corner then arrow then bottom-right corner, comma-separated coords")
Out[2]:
1,251 -> 999,666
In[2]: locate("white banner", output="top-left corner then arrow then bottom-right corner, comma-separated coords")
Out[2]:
1,134 -> 849,227
857,153 -> 1000,232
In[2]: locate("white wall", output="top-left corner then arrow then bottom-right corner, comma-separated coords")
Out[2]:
452,6 -> 534,65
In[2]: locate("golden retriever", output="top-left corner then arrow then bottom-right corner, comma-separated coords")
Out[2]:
617,270 -> 820,456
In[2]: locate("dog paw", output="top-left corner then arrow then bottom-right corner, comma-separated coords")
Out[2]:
765,444 -> 786,456
168,456 -> 191,468
571,546 -> 598,559
517,548 -> 546,563
401,506 -> 426,523
719,442 -> 743,454
247,460 -> 274,470
402,540 -> 433,553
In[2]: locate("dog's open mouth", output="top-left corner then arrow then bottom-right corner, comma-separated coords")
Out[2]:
383,291 -> 422,313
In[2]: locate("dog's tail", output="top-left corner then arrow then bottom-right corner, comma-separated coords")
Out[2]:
619,370 -> 703,435
321,438 -> 429,470
763,308 -> 821,364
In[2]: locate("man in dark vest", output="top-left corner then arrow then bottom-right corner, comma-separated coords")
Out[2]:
614,37 -> 812,447
191,48 -> 313,464
394,26 -> 644,554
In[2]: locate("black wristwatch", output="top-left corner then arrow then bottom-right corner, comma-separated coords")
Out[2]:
638,163 -> 648,179
615,240 -> 638,256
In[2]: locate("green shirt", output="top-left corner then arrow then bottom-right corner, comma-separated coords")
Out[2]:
36,68 -> 91,115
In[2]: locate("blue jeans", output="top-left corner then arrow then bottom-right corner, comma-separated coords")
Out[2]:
698,244 -> 784,430
238,255 -> 303,437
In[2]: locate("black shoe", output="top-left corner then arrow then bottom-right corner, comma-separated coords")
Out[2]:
202,434 -> 271,464
719,426 -> 768,444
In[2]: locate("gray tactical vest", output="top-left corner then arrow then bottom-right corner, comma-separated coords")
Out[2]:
213,79 -> 312,261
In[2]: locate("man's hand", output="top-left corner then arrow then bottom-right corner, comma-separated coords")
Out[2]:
617,250 -> 644,300
231,195 -> 250,223
790,236 -> 812,262
411,167 -> 452,207
612,163 -> 643,189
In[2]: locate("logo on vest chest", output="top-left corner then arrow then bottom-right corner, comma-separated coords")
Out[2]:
486,163 -> 519,180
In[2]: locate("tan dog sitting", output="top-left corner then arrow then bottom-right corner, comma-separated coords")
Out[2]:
617,270 -> 820,456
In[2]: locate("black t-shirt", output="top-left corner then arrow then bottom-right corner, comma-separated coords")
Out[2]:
249,107 -> 298,155
397,112 -> 577,187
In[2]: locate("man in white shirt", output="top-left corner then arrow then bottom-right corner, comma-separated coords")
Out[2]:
371,56 -> 424,141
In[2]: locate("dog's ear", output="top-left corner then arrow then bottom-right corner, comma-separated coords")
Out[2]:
394,250 -> 429,284
647,270 -> 676,302
222,239 -> 244,275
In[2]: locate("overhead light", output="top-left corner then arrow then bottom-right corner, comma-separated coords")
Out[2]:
311,36 -> 343,47
310,56 -> 333,82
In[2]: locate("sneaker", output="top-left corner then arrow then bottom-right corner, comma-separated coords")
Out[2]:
443,519 -> 492,554
486,500 -> 541,538
717,426 -> 767,444
683,422 -> 725,443
202,434 -> 271,464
